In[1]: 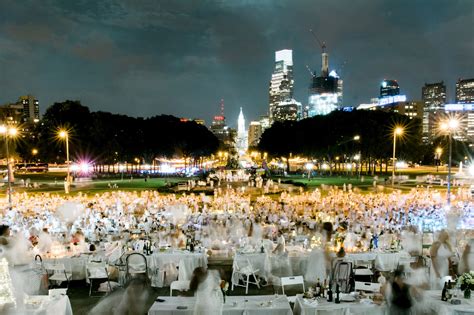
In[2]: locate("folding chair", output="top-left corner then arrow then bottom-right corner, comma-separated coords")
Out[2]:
280,275 -> 305,303
231,257 -> 260,294
126,253 -> 148,282
354,281 -> 381,293
44,263 -> 72,290
87,262 -> 112,296
331,260 -> 354,293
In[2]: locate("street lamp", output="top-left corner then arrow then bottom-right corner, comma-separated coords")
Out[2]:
58,130 -> 70,193
0,125 -> 18,208
440,118 -> 460,205
305,162 -> 314,180
392,127 -> 404,186
435,147 -> 442,172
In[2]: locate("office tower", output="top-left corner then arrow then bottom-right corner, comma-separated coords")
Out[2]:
248,121 -> 263,147
456,78 -> 474,104
422,82 -> 446,143
269,49 -> 294,123
307,52 -> 343,117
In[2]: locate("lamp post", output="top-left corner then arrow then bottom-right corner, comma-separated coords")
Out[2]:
392,127 -> 404,186
440,118 -> 459,205
0,125 -> 18,209
435,147 -> 442,172
59,130 -> 70,193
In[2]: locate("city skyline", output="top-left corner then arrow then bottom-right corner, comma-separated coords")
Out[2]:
0,0 -> 472,126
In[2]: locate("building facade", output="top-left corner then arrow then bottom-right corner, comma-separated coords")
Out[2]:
0,94 -> 40,124
269,50 -> 294,123
307,50 -> 343,117
422,82 -> 446,144
272,98 -> 302,122
456,78 -> 474,104
248,121 -> 263,147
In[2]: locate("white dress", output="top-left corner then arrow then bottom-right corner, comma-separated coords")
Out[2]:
194,270 -> 223,315
430,243 -> 451,289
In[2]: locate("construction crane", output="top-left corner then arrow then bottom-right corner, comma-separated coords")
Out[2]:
309,29 -> 326,53
309,28 -> 329,76
306,65 -> 315,77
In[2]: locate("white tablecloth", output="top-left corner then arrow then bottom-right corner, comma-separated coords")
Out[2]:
347,252 -> 405,271
146,251 -> 207,286
234,252 -> 309,282
44,255 -> 90,280
293,295 -> 385,315
423,290 -> 474,315
17,295 -> 73,315
148,295 -> 292,315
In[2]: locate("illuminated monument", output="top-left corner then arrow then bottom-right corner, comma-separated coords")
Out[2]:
236,107 -> 248,155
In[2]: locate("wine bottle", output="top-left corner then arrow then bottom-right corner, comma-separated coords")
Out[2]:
441,282 -> 448,301
316,278 -> 321,297
327,282 -> 333,302
335,284 -> 340,304
322,279 -> 327,298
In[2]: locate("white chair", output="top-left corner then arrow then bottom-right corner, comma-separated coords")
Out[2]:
44,263 -> 72,289
87,262 -> 112,296
231,258 -> 260,294
126,253 -> 148,280
354,281 -> 381,293
169,260 -> 191,296
280,275 -> 305,303
170,280 -> 191,296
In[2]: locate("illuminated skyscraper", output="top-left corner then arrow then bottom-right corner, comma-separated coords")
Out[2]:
456,78 -> 474,104
307,52 -> 343,117
380,80 -> 400,97
269,49 -> 294,123
422,82 -> 446,144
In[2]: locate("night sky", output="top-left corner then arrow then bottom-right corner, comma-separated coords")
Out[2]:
0,0 -> 472,127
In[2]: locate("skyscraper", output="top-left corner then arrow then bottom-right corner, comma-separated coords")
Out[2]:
248,121 -> 263,147
456,78 -> 474,104
380,80 -> 400,98
273,99 -> 302,122
307,53 -> 343,117
422,82 -> 446,144
0,94 -> 40,125
269,50 -> 294,123
236,107 -> 248,154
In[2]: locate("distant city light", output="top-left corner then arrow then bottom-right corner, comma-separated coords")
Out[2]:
395,161 -> 407,168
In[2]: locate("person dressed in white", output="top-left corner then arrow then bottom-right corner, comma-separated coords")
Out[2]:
191,267 -> 223,315
429,230 -> 453,289
458,238 -> 474,274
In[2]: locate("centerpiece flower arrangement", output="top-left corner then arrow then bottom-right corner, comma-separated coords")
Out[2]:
458,271 -> 474,299
220,280 -> 229,303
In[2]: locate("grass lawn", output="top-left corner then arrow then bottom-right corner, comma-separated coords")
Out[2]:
0,175 -> 190,196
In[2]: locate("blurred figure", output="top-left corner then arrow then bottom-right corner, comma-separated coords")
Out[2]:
386,268 -> 413,315
190,267 -> 223,315
89,277 -> 151,315
459,238 -> 474,274
0,225 -> 11,245
430,230 -> 453,289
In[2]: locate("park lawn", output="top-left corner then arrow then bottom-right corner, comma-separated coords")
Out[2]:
0,177 -> 189,197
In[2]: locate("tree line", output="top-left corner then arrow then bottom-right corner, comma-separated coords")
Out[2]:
16,100 -> 219,166
258,110 -> 470,173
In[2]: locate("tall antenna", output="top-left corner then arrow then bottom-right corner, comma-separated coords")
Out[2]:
220,99 -> 225,117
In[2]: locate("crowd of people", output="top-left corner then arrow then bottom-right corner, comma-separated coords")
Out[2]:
0,185 -> 472,314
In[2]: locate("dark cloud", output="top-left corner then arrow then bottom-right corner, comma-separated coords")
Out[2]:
0,0 -> 472,126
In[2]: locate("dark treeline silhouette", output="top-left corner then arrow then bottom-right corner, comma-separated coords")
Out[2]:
17,100 -> 219,165
258,110 -> 470,174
